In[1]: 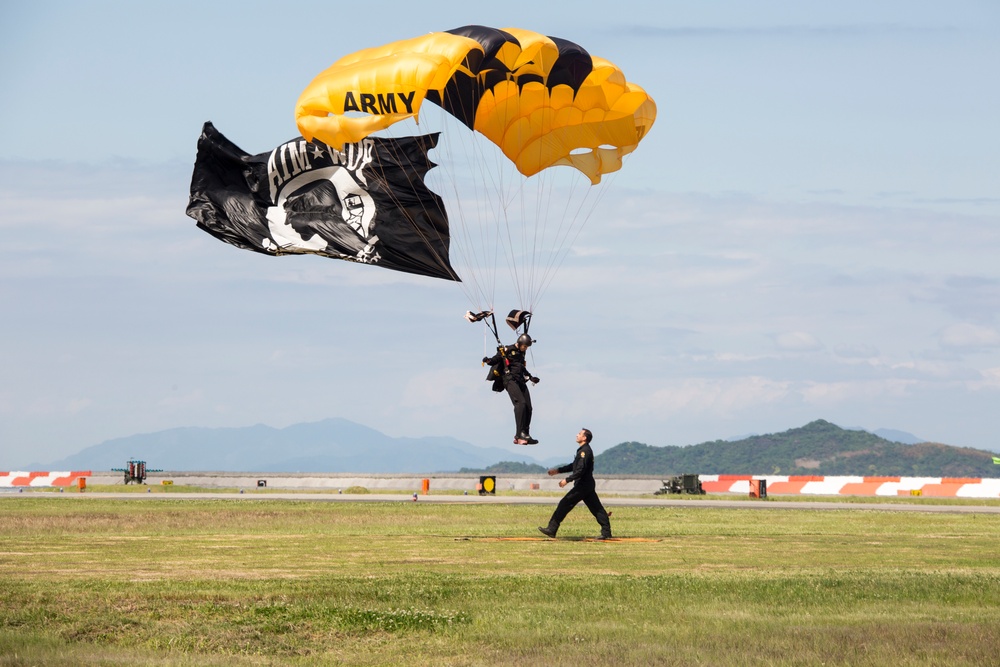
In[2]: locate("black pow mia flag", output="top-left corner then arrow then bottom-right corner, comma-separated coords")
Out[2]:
186,122 -> 459,281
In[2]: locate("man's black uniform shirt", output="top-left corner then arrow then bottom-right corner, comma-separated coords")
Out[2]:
557,443 -> 596,488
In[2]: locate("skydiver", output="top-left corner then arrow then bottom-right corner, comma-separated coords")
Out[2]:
483,333 -> 540,445
538,428 -> 612,540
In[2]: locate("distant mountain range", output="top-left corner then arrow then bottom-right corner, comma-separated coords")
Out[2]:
26,418 -> 994,477
594,420 -> 998,477
30,418 -> 553,473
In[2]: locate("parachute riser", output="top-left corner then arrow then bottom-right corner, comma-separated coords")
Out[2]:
465,309 -> 505,352
486,312 -> 503,349
467,308 -> 532,367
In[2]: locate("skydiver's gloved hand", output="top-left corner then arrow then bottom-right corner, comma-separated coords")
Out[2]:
530,376 -> 540,384
482,357 -> 491,364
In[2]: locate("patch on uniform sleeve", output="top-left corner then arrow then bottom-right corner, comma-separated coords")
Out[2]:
580,451 -> 586,458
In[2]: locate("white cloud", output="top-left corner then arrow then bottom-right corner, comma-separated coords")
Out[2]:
570,245 -> 610,258
534,371 -> 794,423
971,368 -> 1000,390
703,352 -> 774,363
400,368 -> 482,412
939,323 -> 1000,350
799,379 -> 917,405
157,389 -> 205,408
642,376 -> 793,416
886,358 -> 978,381
67,398 -> 92,414
774,331 -> 823,351
834,343 -> 880,359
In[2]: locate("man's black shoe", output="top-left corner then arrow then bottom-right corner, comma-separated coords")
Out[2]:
596,534 -> 613,541
538,526 -> 557,538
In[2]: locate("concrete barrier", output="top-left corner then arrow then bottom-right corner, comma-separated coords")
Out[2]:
0,471 -> 92,488
11,471 -> 998,498
700,474 -> 1000,499
81,472 -> 664,495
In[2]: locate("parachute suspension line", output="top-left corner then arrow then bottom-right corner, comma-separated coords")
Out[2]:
519,165 -> 542,311
435,121 -> 489,308
505,127 -> 574,313
520,160 -> 538,310
468,110 -> 507,309
476,81 -> 524,314
368,110 -> 623,322
531,162 -> 624,307
533,133 -> 565,310
529,163 -> 559,311
498,177 -> 526,310
431,83 -> 514,312
532,169 -> 592,301
462,134 -> 519,312
497,91 -> 543,312
483,322 -> 496,357
398,107 -> 494,310
476,112 -> 513,308
494,89 -> 529,312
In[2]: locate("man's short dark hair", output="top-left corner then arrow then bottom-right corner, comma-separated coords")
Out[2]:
581,428 -> 592,444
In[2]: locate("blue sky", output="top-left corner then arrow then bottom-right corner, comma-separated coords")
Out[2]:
1,1 -> 998,468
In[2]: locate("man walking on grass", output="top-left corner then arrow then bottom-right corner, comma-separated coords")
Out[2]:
538,428 -> 612,540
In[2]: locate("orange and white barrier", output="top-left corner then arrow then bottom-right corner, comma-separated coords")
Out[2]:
700,474 -> 1000,498
0,471 -> 92,488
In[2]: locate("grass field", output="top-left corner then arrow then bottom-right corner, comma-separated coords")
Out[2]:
2,493 -> 999,666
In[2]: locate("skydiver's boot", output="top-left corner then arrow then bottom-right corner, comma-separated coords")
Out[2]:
538,519 -> 559,537
597,512 -> 613,540
538,523 -> 558,538
518,433 -> 539,445
514,435 -> 529,445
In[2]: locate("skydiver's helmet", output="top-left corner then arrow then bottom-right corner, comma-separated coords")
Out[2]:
516,334 -> 533,348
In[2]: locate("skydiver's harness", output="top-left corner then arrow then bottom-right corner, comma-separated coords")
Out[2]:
466,309 -> 531,390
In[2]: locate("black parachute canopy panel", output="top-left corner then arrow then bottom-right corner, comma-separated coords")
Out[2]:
186,122 -> 460,281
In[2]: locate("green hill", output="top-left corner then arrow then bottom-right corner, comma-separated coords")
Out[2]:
595,420 -> 999,477
459,461 -> 548,474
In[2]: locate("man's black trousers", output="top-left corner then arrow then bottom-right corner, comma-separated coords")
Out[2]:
505,380 -> 532,436
547,483 -> 611,537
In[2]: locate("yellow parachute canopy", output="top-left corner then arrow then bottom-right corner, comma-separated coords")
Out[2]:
295,25 -> 656,184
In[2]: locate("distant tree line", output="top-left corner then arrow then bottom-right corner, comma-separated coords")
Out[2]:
458,461 -> 548,474
590,420 -> 999,477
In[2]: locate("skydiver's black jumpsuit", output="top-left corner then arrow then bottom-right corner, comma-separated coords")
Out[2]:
485,344 -> 533,438
543,442 -> 612,538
